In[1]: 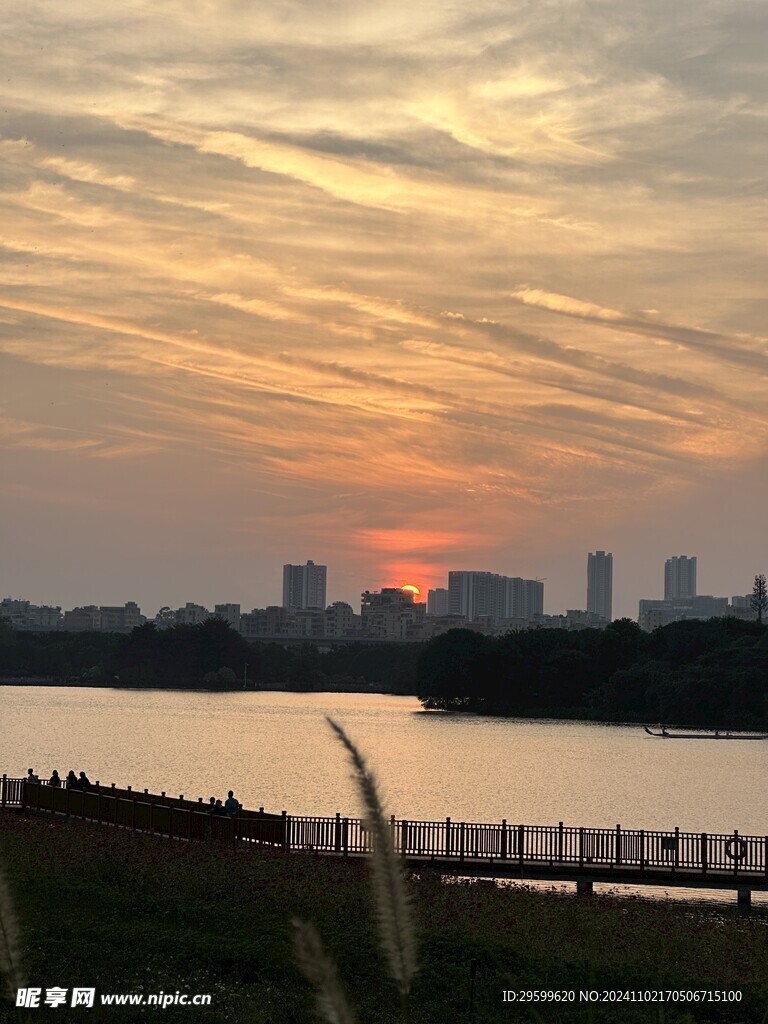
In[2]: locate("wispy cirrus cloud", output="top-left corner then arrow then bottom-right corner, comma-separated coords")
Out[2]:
1,0 -> 766,614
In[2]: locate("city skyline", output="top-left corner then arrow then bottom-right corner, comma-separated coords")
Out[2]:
2,548 -> 761,624
2,2 -> 767,623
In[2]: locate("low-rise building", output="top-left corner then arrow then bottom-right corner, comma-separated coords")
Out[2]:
214,603 -> 241,630
174,602 -> 211,626
324,601 -> 361,637
63,605 -> 101,631
0,598 -> 62,631
99,602 -> 143,632
638,595 -> 729,632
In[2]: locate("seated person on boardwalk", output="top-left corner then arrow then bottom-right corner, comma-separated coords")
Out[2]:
26,768 -> 39,783
66,770 -> 79,789
224,790 -> 241,817
211,799 -> 228,816
78,771 -> 91,790
48,770 -> 61,788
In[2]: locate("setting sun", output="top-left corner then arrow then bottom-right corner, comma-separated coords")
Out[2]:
402,584 -> 421,598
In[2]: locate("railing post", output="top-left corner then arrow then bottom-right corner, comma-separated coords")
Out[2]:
640,830 -> 645,872
401,819 -> 408,860
764,837 -> 768,878
674,827 -> 679,872
518,824 -> 525,868
445,817 -> 451,857
701,833 -> 708,874
579,827 -> 584,870
500,819 -> 507,860
281,810 -> 288,854
734,830 -> 740,876
390,814 -> 396,857
334,812 -> 342,854
459,822 -> 465,863
1,774 -> 6,807
616,824 -> 621,866
558,821 -> 564,862
343,817 -> 349,859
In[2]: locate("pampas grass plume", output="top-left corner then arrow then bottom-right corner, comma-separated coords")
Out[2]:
326,718 -> 417,999
292,918 -> 356,1024
0,860 -> 24,1003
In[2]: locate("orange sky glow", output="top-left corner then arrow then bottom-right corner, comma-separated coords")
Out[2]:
1,1 -> 767,617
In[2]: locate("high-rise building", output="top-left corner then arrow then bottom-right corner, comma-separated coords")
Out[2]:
282,560 -> 327,609
587,551 -> 613,621
664,556 -> 697,600
427,588 -> 449,616
447,571 -> 543,622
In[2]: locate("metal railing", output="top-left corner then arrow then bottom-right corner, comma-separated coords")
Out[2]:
2,775 -> 766,879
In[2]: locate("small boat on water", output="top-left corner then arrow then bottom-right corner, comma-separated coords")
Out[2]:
644,725 -> 768,740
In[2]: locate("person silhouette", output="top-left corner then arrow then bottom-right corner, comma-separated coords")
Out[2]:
224,790 -> 241,816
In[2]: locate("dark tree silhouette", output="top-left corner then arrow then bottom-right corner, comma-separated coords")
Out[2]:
751,574 -> 768,625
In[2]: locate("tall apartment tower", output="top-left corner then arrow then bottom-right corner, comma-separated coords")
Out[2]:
664,555 -> 697,600
282,560 -> 327,609
447,571 -> 543,622
587,551 -> 613,621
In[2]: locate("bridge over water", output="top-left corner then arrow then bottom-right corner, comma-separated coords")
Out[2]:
3,774 -> 765,907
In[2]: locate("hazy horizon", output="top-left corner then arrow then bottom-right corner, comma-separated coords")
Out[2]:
2,1 -> 766,621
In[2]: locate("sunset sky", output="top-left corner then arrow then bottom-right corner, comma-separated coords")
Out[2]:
2,0 -> 767,618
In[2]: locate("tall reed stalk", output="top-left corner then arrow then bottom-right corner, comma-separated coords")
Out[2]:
292,918 -> 357,1024
326,717 -> 417,1022
0,859 -> 23,1004
293,721 -> 419,1023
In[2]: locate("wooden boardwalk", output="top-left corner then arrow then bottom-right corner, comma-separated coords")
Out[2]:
3,775 -> 766,905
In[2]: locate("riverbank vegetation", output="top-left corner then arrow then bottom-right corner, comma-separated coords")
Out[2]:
418,619 -> 768,730
2,617 -> 767,730
2,811 -> 767,1023
0,618 -> 420,694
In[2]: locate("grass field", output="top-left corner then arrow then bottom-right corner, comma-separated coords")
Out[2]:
1,811 -> 767,1023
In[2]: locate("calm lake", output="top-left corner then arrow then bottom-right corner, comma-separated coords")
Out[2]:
4,686 -> 766,837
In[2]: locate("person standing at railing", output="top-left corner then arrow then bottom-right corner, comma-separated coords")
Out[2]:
66,770 -> 78,789
78,771 -> 91,790
224,790 -> 240,817
26,768 -> 39,783
48,770 -> 61,788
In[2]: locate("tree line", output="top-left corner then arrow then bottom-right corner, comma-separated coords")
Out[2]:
0,618 -> 420,693
417,617 -> 768,729
2,615 -> 767,728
